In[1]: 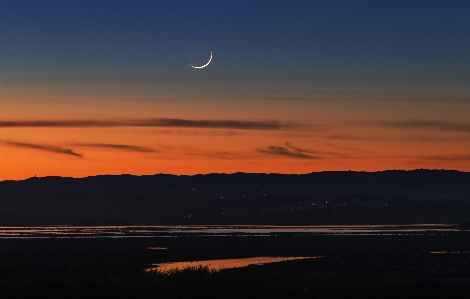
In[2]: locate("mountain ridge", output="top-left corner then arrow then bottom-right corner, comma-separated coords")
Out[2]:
1,169 -> 469,225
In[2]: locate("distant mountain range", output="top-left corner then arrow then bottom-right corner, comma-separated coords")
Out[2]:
1,170 -> 469,225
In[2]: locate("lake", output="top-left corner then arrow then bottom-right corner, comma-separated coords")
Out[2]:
146,256 -> 320,272
0,224 -> 463,239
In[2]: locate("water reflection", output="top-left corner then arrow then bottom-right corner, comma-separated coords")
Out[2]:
146,256 -> 319,272
430,251 -> 470,254
0,224 -> 464,239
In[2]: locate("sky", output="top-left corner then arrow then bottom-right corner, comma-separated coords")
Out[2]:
1,0 -> 470,180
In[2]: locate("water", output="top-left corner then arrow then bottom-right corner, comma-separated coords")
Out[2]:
0,224 -> 463,239
430,251 -> 470,254
146,256 -> 320,272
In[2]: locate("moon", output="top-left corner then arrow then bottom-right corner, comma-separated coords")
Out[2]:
189,51 -> 212,69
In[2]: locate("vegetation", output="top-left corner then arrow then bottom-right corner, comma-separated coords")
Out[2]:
2,225 -> 470,298
2,250 -> 470,299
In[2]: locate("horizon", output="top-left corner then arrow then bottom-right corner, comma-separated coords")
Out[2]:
2,168 -> 466,183
1,1 -> 469,180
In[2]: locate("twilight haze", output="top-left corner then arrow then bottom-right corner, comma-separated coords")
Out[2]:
1,1 -> 469,180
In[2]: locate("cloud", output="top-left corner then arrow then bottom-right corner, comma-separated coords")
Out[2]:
285,142 -> 346,157
0,118 -> 298,130
257,142 -> 348,159
2,140 -> 82,157
181,145 -> 250,160
378,120 -> 470,132
346,154 -> 470,162
184,150 -> 237,160
74,143 -> 156,153
150,129 -> 237,136
325,133 -> 470,142
419,154 -> 470,161
325,134 -> 373,141
257,145 -> 319,159
324,140 -> 377,154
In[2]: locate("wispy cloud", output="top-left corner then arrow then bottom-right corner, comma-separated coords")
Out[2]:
324,140 -> 377,154
0,118 -> 298,130
419,154 -> 470,161
184,150 -> 237,160
325,134 -> 371,141
257,144 -> 319,159
378,120 -> 470,132
347,154 -> 470,162
285,142 -> 345,157
2,140 -> 82,157
325,133 -> 470,142
74,143 -> 156,153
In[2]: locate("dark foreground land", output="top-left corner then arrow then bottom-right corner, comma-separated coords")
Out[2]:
1,170 -> 470,297
2,170 -> 470,226
2,232 -> 470,298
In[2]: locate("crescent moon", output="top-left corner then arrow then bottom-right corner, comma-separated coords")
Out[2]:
189,51 -> 212,69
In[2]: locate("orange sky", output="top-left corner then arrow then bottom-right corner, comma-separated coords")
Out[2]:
1,80 -> 470,181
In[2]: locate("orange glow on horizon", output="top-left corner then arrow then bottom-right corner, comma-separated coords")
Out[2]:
2,122 -> 470,181
1,82 -> 470,181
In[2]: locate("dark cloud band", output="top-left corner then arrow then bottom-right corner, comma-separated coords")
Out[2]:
420,154 -> 470,161
257,145 -> 318,159
378,120 -> 470,132
285,142 -> 345,157
0,118 -> 296,130
2,140 -> 82,157
74,143 -> 156,153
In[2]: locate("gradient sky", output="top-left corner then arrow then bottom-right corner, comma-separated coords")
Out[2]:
1,0 -> 470,180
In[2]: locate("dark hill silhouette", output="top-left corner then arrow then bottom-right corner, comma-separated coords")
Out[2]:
2,169 -> 469,198
1,170 -> 469,225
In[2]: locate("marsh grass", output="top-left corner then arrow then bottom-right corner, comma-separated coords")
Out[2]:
2,256 -> 470,299
2,234 -> 470,299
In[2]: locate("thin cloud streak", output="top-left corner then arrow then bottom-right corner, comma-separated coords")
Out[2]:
181,145 -> 251,160
346,154 -> 470,162
419,154 -> 470,161
325,133 -> 470,142
0,118 -> 298,130
74,143 -> 156,153
324,141 -> 377,154
184,150 -> 237,160
285,142 -> 346,157
378,120 -> 470,132
257,145 -> 319,159
2,140 -> 82,157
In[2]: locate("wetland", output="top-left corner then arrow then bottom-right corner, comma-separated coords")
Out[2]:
2,227 -> 470,298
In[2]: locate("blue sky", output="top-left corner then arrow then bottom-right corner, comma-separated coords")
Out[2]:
2,0 -> 470,82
